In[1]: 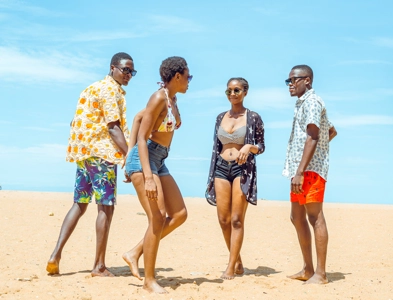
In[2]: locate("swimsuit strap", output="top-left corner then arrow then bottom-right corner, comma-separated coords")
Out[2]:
163,88 -> 172,108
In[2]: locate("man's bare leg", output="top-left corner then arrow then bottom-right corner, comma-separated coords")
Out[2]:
288,201 -> 315,281
46,203 -> 88,274
305,202 -> 329,284
91,204 -> 115,277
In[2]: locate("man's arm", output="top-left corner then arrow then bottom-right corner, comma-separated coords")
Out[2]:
292,124 -> 319,194
108,120 -> 128,156
329,126 -> 337,142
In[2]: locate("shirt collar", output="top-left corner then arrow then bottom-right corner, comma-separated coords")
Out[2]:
298,88 -> 314,102
105,75 -> 126,95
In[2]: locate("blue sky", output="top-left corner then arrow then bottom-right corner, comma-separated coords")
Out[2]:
0,0 -> 392,204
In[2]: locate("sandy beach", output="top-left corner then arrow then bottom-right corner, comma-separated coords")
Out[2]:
0,190 -> 392,300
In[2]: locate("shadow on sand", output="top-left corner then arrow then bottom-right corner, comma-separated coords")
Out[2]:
157,276 -> 223,290
47,269 -> 91,277
327,271 -> 350,283
109,266 -> 174,278
243,266 -> 281,277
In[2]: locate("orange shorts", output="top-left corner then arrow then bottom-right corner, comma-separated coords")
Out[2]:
290,171 -> 326,205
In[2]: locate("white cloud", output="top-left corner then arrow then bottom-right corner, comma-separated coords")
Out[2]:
0,46 -> 99,84
187,86 -> 223,99
22,126 -> 56,132
247,88 -> 292,110
372,37 -> 393,48
264,120 -> 292,129
0,143 -> 66,159
147,15 -> 204,33
331,115 -> 393,127
0,0 -> 68,17
337,60 -> 392,65
254,7 -> 280,16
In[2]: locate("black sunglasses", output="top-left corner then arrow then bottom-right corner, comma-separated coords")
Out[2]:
285,76 -> 307,86
115,66 -> 137,77
225,88 -> 243,96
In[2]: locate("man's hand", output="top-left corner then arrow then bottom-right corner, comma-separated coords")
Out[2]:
291,174 -> 304,194
123,170 -> 132,183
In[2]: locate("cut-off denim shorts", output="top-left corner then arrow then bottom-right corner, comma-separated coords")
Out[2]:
214,155 -> 242,182
125,139 -> 170,177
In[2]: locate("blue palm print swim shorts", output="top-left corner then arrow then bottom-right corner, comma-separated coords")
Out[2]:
74,157 -> 117,206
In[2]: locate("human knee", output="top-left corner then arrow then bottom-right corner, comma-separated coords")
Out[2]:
231,216 -> 244,230
151,212 -> 166,228
76,203 -> 88,216
174,208 -> 187,225
218,217 -> 231,229
290,214 -> 306,227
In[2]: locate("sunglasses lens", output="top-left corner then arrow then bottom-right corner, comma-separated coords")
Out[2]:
225,90 -> 231,95
131,70 -> 137,76
285,79 -> 290,86
188,75 -> 193,83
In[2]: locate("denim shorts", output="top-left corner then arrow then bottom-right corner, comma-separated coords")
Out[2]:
74,157 -> 117,206
125,139 -> 170,177
214,155 -> 242,182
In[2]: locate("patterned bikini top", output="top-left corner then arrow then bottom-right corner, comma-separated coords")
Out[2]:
154,88 -> 181,133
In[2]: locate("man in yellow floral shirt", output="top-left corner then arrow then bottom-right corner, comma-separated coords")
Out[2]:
46,52 -> 136,277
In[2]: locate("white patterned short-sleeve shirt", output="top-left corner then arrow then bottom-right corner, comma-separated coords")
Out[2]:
66,75 -> 129,165
283,89 -> 333,180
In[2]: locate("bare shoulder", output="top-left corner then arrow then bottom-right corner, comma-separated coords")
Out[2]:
146,90 -> 166,110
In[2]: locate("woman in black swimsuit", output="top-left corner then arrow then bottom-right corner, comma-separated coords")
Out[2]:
206,77 -> 265,279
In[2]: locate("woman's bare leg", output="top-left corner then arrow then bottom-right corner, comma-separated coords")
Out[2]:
226,177 -> 248,278
129,173 -> 168,293
123,175 -> 187,280
215,177 -> 247,279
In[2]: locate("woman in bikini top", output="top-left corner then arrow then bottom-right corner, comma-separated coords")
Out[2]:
206,77 -> 265,281
123,57 -> 193,294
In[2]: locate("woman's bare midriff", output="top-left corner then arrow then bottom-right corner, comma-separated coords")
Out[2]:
150,132 -> 174,148
220,143 -> 244,161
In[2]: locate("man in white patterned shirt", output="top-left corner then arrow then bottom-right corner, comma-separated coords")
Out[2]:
283,65 -> 337,284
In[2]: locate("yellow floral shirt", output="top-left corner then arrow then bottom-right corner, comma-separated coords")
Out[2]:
66,75 -> 129,164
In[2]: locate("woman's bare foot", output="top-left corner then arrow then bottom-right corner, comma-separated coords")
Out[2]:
143,280 -> 168,294
305,273 -> 328,284
287,269 -> 314,281
91,267 -> 115,277
221,267 -> 235,280
46,258 -> 60,275
122,251 -> 142,280
235,261 -> 244,275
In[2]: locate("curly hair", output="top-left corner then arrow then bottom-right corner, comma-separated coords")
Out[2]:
227,77 -> 249,92
110,52 -> 133,66
159,56 -> 188,83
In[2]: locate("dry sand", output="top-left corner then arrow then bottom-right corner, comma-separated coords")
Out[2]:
0,191 -> 392,300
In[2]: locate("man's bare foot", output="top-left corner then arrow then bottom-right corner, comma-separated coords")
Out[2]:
235,261 -> 244,275
143,280 -> 168,294
287,270 -> 314,281
305,273 -> 328,284
91,267 -> 115,277
221,268 -> 235,280
46,259 -> 60,275
122,251 -> 142,280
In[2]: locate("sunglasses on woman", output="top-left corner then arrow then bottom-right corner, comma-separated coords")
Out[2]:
225,88 -> 243,96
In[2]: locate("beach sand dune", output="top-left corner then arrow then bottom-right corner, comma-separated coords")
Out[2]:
0,191 -> 392,299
